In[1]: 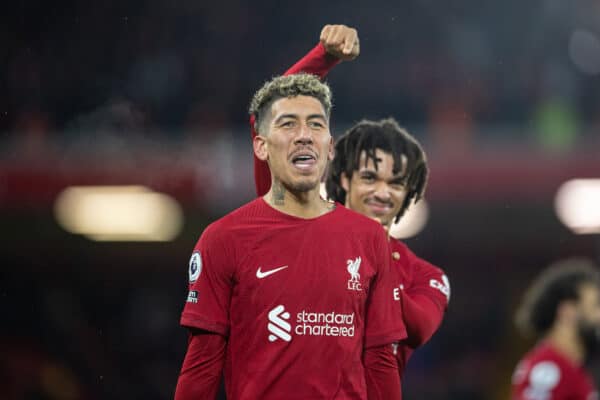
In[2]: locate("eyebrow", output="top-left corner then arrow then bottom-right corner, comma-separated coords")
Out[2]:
273,113 -> 327,124
359,168 -> 405,181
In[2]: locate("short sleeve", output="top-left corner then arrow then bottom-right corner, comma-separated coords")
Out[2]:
180,224 -> 234,336
364,230 -> 407,348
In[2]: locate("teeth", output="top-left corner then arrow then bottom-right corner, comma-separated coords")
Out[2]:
293,155 -> 313,162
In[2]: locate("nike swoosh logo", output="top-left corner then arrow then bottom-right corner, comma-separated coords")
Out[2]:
256,265 -> 289,279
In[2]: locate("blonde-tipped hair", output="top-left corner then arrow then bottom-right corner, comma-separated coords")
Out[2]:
249,73 -> 332,135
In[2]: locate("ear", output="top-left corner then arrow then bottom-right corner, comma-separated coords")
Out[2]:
327,136 -> 335,161
341,172 -> 350,192
254,134 -> 268,161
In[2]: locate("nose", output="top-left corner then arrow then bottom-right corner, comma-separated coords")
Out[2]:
372,182 -> 392,202
294,122 -> 314,145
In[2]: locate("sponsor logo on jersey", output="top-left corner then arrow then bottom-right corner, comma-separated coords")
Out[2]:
346,257 -> 362,291
189,252 -> 202,283
430,274 -> 451,301
268,305 -> 292,342
268,305 -> 356,342
186,290 -> 198,303
393,285 -> 403,301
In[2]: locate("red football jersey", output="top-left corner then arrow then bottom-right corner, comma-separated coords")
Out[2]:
512,341 -> 598,400
181,198 -> 406,400
248,42 -> 449,397
390,238 -> 449,376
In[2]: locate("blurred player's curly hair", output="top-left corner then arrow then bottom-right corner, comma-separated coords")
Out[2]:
515,258 -> 600,338
325,118 -> 428,222
249,73 -> 332,135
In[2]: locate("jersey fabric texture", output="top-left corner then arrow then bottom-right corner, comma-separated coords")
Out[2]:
181,198 -> 406,399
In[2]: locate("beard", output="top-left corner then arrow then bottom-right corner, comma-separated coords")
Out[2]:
578,318 -> 600,363
284,174 -> 321,193
288,180 -> 319,193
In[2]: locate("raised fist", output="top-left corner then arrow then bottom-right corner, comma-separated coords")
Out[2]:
320,24 -> 360,61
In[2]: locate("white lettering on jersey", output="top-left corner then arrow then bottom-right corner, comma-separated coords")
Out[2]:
430,274 -> 451,302
524,361 -> 561,400
267,306 -> 357,342
295,310 -> 356,337
186,290 -> 198,303
268,305 -> 292,342
189,252 -> 202,282
347,257 -> 362,291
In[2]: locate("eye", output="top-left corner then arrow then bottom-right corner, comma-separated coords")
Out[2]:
309,121 -> 325,129
280,120 -> 295,128
389,182 -> 406,191
360,173 -> 376,183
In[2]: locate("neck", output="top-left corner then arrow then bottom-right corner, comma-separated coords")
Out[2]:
544,323 -> 585,365
265,179 -> 333,218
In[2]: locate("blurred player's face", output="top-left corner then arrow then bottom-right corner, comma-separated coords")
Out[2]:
576,284 -> 600,360
257,95 -> 333,192
341,149 -> 408,228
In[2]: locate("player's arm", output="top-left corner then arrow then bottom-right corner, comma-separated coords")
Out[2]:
176,225 -> 234,399
363,228 -> 407,397
364,344 -> 402,400
284,24 -> 359,76
400,257 -> 449,349
174,330 -> 226,400
252,24 -> 360,197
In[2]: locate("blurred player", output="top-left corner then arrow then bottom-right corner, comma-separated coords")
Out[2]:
175,73 -> 406,399
251,25 -> 450,397
511,258 -> 600,400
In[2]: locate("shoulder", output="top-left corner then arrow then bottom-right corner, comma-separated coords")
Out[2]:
391,238 -> 450,302
392,239 -> 445,276
333,204 -> 382,228
512,346 -> 573,396
198,199 -> 265,243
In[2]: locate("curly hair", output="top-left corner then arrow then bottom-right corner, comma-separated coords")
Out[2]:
325,118 -> 428,222
249,73 -> 332,135
515,258 -> 600,338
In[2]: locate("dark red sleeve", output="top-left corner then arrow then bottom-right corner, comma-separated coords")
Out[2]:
174,331 -> 227,400
251,43 -> 341,197
364,344 -> 402,400
398,291 -> 445,349
283,42 -> 341,77
400,253 -> 449,349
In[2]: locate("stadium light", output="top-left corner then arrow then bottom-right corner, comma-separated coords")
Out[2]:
555,179 -> 600,234
54,185 -> 183,241
389,199 -> 429,239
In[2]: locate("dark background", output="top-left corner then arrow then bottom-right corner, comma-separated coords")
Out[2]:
1,1 -> 600,399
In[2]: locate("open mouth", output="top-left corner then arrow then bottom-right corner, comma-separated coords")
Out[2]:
291,153 -> 317,170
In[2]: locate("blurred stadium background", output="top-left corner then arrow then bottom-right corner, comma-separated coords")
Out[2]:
1,0 -> 600,399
